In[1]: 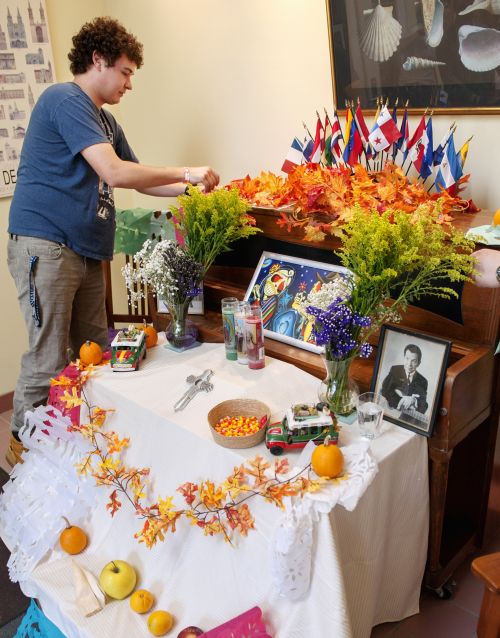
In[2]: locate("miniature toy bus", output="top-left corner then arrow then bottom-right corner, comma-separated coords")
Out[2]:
110,326 -> 146,372
265,402 -> 339,455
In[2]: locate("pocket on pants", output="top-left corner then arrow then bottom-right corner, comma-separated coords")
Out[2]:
25,237 -> 64,260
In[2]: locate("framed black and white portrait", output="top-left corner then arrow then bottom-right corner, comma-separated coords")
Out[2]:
371,325 -> 451,436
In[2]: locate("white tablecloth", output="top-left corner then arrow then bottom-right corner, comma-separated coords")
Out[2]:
6,341 -> 429,638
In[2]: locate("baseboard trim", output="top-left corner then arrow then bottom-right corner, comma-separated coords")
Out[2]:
0,391 -> 13,414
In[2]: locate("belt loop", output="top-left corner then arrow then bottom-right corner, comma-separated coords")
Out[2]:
9,233 -> 18,240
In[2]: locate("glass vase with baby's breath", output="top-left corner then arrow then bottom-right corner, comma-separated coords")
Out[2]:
122,240 -> 203,350
297,203 -> 476,417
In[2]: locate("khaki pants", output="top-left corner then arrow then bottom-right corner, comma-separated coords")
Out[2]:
7,235 -> 108,433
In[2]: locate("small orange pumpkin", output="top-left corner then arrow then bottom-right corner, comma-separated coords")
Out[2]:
141,320 -> 158,348
311,436 -> 344,478
79,340 -> 103,366
59,516 -> 88,555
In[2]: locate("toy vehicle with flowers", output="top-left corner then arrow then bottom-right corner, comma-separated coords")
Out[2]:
265,402 -> 339,455
110,325 -> 146,372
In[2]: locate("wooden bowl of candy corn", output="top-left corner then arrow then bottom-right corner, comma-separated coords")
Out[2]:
207,399 -> 270,449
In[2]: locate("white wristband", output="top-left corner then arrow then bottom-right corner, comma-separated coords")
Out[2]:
183,167 -> 190,184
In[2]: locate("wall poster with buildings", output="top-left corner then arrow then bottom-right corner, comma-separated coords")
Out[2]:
0,1 -> 55,197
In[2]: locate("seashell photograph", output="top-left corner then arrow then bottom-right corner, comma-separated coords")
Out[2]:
326,0 -> 500,110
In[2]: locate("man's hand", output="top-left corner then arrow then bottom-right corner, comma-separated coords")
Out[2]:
397,395 -> 417,411
189,166 -> 219,192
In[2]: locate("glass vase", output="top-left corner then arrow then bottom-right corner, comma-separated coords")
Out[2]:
318,355 -> 359,417
165,298 -> 198,351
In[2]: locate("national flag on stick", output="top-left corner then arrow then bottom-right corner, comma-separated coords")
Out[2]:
435,134 -> 462,192
343,117 -> 363,166
393,102 -> 409,162
368,105 -> 401,153
406,114 -> 426,163
302,136 -> 314,162
414,116 -> 433,179
458,136 -> 472,170
322,112 -> 333,166
281,137 -> 305,174
344,103 -> 353,149
329,109 -> 343,161
310,116 -> 324,164
433,123 -> 455,166
354,102 -> 371,157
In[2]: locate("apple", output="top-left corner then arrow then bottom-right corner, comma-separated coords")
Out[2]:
99,560 -> 137,600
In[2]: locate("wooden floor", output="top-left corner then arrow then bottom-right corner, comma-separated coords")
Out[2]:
0,408 -> 498,637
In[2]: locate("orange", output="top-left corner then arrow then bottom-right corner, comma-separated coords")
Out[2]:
148,610 -> 174,636
493,209 -> 500,227
59,517 -> 88,555
311,440 -> 344,478
130,589 -> 155,614
79,340 -> 103,366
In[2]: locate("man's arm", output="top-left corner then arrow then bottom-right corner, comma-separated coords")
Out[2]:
472,249 -> 500,288
137,183 -> 188,197
81,143 -> 219,192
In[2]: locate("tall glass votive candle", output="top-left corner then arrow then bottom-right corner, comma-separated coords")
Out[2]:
235,301 -> 251,365
245,304 -> 265,369
221,297 -> 239,361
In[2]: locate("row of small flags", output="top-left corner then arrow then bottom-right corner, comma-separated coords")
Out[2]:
281,101 -> 471,194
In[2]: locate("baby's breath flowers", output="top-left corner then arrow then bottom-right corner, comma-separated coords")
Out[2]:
122,239 -> 203,308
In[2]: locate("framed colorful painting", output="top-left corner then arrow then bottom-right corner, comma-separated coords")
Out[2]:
244,251 -> 352,353
326,0 -> 500,113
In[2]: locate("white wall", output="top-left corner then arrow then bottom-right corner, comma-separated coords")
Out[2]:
1,0 -> 499,395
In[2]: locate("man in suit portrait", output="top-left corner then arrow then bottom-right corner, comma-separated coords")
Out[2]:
381,344 -> 429,417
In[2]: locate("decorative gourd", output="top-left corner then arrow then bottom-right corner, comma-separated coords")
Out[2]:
141,320 -> 158,348
59,516 -> 88,555
311,435 -> 344,478
79,340 -> 103,366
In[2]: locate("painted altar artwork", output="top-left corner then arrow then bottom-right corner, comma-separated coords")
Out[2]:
0,1 -> 55,197
245,251 -> 352,354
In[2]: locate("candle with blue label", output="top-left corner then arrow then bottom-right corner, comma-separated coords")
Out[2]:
221,297 -> 238,360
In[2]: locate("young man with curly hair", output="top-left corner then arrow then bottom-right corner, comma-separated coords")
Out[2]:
6,17 -> 219,466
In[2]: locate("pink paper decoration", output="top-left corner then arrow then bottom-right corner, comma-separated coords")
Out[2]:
199,606 -> 272,638
47,363 -> 82,426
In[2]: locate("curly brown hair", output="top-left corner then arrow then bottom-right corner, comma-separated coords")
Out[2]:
68,17 -> 144,74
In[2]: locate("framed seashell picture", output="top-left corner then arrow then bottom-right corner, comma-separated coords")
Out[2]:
326,0 -> 500,112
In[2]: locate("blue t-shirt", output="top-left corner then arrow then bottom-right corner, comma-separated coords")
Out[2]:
8,82 -> 138,260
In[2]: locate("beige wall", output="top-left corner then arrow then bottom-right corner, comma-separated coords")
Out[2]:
1,0 -> 500,395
